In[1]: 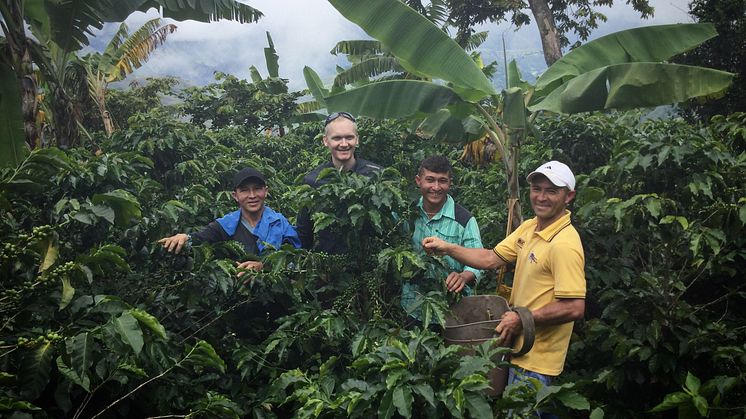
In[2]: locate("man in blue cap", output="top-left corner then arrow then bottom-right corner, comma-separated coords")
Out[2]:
159,167 -> 301,272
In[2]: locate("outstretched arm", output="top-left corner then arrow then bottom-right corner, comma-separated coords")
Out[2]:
422,236 -> 506,271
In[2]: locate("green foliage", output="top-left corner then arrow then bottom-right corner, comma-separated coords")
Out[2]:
2,39 -> 745,419
179,72 -> 301,134
675,0 -> 746,120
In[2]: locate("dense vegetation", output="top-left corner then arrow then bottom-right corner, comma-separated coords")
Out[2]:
1,70 -> 745,417
2,1 -> 745,418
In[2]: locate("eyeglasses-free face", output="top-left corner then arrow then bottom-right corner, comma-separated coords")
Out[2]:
324,111 -> 356,126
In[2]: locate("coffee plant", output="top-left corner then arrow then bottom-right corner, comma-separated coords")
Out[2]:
1,67 -> 744,418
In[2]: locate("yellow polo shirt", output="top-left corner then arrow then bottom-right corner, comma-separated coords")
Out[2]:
493,211 -> 585,376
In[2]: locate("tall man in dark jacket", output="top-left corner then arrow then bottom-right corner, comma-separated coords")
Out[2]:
296,112 -> 383,254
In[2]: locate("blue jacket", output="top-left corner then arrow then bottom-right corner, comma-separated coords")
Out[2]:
192,206 -> 301,254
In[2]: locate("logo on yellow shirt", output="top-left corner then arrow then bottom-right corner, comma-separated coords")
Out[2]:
528,251 -> 538,264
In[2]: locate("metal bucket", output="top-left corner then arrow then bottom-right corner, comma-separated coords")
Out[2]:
443,295 -> 534,397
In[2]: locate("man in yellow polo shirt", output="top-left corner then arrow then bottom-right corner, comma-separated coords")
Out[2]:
422,160 -> 585,393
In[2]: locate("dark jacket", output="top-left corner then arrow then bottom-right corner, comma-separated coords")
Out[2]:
296,158 -> 383,254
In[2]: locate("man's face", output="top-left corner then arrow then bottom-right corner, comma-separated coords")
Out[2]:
232,180 -> 267,216
416,169 -> 451,210
529,175 -> 575,225
323,118 -> 358,165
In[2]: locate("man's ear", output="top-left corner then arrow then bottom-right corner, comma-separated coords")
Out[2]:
415,175 -> 421,187
565,190 -> 576,204
322,135 -> 329,147
231,190 -> 238,202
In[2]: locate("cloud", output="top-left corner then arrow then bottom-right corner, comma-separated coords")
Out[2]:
93,0 -> 693,90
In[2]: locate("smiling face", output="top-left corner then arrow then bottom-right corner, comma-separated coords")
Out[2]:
529,174 -> 575,229
416,168 -> 451,213
323,118 -> 358,168
231,179 -> 267,218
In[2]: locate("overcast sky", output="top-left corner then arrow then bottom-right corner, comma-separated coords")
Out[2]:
95,0 -> 693,91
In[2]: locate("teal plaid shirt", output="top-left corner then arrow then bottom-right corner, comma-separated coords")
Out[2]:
401,195 -> 484,319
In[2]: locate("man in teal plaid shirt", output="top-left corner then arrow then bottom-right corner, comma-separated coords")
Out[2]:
402,155 -> 484,328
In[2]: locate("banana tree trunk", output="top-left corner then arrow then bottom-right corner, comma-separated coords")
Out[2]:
51,86 -> 79,148
527,0 -> 563,66
1,0 -> 39,149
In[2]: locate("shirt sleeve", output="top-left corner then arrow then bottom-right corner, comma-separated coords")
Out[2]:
461,217 -> 484,283
190,221 -> 228,244
282,217 -> 302,249
492,223 -> 524,264
550,239 -> 586,299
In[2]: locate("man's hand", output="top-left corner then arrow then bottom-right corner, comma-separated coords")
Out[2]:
445,271 -> 474,293
158,233 -> 189,254
236,260 -> 264,280
495,310 -> 523,343
422,236 -> 451,255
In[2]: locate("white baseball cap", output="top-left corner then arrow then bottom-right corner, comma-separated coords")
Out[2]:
527,161 -> 575,191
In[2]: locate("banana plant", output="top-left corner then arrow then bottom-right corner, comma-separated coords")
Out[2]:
0,0 -> 263,152
323,0 -> 735,240
82,18 -> 177,137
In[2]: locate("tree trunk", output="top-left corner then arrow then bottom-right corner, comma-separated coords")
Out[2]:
2,0 -> 39,148
527,0 -> 563,66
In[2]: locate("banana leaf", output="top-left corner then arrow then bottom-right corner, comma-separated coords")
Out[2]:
529,63 -> 735,114
535,23 -> 718,97
328,0 -> 496,101
303,66 -> 329,106
325,80 -> 461,119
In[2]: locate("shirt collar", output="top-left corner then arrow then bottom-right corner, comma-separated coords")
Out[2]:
417,195 -> 455,221
533,210 -> 572,241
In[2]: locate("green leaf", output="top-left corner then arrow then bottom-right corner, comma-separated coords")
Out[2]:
56,356 -> 90,391
530,63 -> 734,114
0,62 -> 27,168
67,333 -> 93,389
692,395 -> 708,417
590,407 -> 605,419
303,66 -> 329,105
377,388 -> 395,419
92,189 -> 142,227
503,87 -> 527,129
464,393 -> 492,419
685,372 -> 701,394
329,0 -> 496,99
37,236 -> 59,273
130,308 -> 167,339
326,80 -> 461,119
19,342 -> 54,400
411,383 -> 435,406
185,340 -> 226,373
392,386 -> 413,418
556,391 -> 591,410
114,312 -> 144,355
264,32 -> 279,78
59,277 -> 76,310
650,391 -> 690,412
535,23 -> 719,95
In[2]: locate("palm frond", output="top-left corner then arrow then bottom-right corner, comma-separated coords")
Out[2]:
296,100 -> 324,114
108,22 -> 177,82
333,56 -> 405,88
102,22 -> 131,60
156,0 -> 263,25
465,31 -> 489,52
331,40 -> 384,56
425,0 -> 450,27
